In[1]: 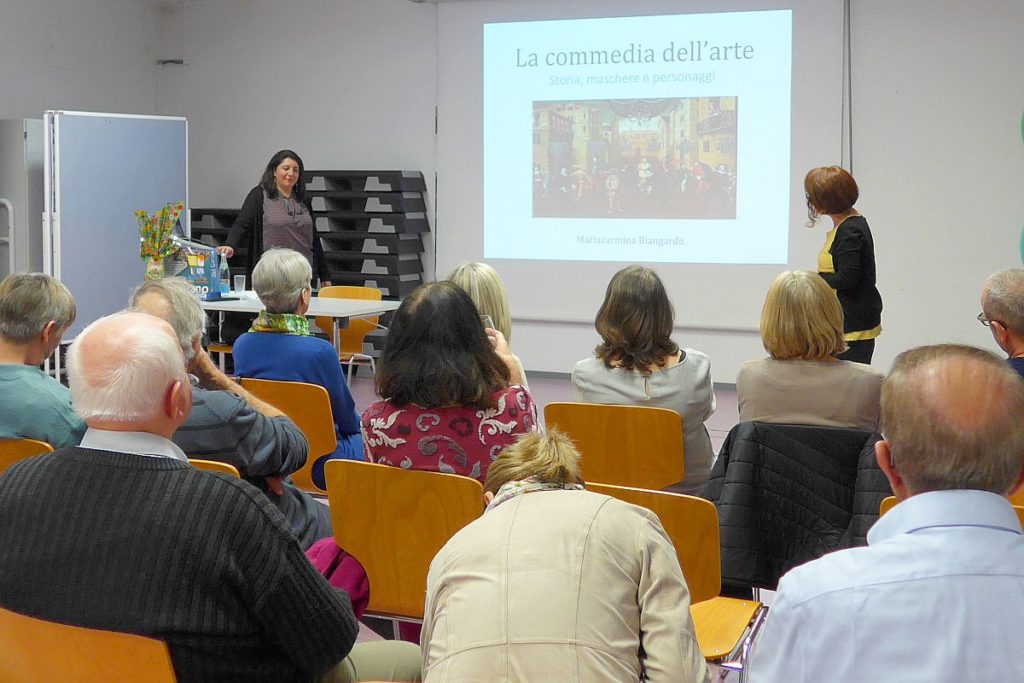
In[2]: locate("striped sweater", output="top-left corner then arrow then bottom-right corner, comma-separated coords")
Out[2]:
0,447 -> 357,682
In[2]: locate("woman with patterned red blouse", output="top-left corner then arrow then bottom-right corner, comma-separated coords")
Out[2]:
361,282 -> 536,482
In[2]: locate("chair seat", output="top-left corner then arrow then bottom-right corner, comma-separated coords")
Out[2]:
691,597 -> 765,661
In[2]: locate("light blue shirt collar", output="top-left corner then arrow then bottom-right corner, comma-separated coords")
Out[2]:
868,488 -> 1023,544
79,427 -> 189,463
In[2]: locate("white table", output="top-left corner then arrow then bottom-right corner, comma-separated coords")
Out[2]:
199,291 -> 400,322
200,292 -> 400,364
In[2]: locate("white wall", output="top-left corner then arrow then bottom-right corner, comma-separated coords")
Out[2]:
156,0 -> 439,275
849,0 -> 1024,373
0,0 -> 162,120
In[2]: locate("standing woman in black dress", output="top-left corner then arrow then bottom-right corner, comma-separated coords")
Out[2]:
806,166 -> 882,364
217,150 -> 332,289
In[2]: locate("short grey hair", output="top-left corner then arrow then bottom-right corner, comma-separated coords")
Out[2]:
983,269 -> 1024,335
0,273 -> 76,343
253,248 -> 312,314
128,277 -> 206,364
882,344 -> 1024,495
67,311 -> 186,423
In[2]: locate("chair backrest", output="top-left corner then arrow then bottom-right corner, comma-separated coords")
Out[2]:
189,459 -> 241,478
1010,487 -> 1024,507
0,606 -> 176,682
315,286 -> 382,357
880,494 -> 1024,527
324,459 -> 483,620
544,402 -> 684,489
239,377 -> 337,492
0,438 -> 54,476
586,482 -> 721,604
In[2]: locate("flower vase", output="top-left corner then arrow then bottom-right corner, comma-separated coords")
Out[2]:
145,257 -> 165,281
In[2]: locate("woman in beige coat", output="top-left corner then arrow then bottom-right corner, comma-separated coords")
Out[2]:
421,430 -> 709,682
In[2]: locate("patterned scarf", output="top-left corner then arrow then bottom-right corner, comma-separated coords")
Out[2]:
250,312 -> 311,336
485,476 -> 585,512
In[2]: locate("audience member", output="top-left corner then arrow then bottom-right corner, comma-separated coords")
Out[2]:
0,273 -> 85,447
362,281 -> 535,482
129,277 -> 329,549
737,270 -> 884,431
447,261 -> 528,390
422,430 -> 710,682
572,265 -> 715,494
980,268 -> 1024,378
234,248 -> 364,488
750,344 -> 1024,682
0,311 -> 420,682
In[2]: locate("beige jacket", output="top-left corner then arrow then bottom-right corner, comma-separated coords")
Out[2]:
422,490 -> 710,682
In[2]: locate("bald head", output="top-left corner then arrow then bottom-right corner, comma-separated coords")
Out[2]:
882,344 -> 1024,495
67,311 -> 189,428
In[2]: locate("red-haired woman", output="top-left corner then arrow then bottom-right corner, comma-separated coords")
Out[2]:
805,166 -> 883,364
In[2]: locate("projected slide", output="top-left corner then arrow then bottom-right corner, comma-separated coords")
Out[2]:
484,10 -> 791,264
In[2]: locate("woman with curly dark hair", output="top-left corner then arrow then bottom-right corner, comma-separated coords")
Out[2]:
360,281 -> 536,482
572,266 -> 716,493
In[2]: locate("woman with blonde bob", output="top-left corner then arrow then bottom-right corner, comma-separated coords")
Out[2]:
572,265 -> 716,493
447,261 -> 528,390
421,430 -> 709,683
736,270 -> 884,430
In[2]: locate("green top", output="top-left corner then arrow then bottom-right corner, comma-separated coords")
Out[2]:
0,364 -> 86,448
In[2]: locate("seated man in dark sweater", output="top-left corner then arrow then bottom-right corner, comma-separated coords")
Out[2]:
0,311 -> 419,682
128,276 -> 330,550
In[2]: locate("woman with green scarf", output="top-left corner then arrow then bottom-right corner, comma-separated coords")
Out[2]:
233,248 -> 364,488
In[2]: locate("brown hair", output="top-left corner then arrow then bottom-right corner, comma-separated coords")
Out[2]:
594,266 -> 679,372
483,429 -> 584,495
760,271 -> 846,360
804,166 -> 859,225
882,344 -> 1024,495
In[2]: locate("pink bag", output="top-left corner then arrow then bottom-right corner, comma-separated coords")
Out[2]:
305,538 -> 370,619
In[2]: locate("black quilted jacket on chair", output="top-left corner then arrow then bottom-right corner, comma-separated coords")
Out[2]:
703,422 -> 890,590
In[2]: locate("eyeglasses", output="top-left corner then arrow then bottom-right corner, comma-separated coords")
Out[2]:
978,311 -> 999,327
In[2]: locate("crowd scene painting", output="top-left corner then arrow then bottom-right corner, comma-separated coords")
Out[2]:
532,97 -> 738,220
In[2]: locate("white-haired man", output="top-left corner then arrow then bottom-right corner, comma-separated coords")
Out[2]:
0,273 -> 85,447
750,344 -> 1024,682
981,268 -> 1024,378
129,276 -> 330,549
0,311 -> 420,681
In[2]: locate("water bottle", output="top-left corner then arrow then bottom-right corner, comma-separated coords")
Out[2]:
218,254 -> 231,296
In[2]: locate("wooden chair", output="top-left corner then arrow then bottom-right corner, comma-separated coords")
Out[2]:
239,378 -> 337,493
0,606 -> 176,682
0,438 -> 54,476
587,482 -> 766,681
880,495 -> 1024,526
323,459 -> 482,626
208,342 -> 233,373
315,285 -> 383,381
1009,487 -> 1024,507
189,458 -> 241,478
544,402 -> 684,489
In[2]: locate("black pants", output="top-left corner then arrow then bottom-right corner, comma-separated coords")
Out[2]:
839,339 -> 875,365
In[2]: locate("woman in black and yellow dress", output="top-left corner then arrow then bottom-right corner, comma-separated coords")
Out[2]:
805,166 -> 882,364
